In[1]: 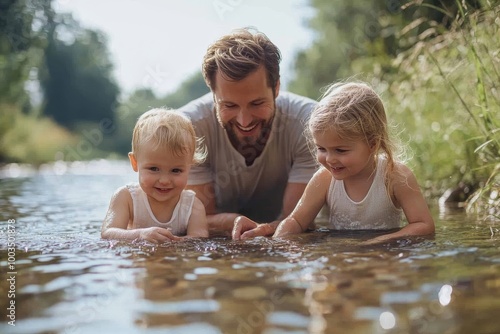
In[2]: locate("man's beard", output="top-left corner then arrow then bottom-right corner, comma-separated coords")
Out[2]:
225,117 -> 274,166
224,117 -> 272,145
214,102 -> 276,165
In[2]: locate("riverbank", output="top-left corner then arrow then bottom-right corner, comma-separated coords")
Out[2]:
0,159 -> 134,179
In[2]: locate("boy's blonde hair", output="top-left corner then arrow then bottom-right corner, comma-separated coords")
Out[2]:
309,81 -> 401,192
131,108 -> 205,164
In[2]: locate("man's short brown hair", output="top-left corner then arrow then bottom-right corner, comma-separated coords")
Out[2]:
202,27 -> 281,96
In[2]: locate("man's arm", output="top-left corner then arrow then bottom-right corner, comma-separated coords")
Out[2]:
189,180 -> 309,239
281,182 -> 308,219
186,183 -> 239,236
234,182 -> 307,239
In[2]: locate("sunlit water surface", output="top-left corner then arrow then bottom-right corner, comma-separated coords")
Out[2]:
0,160 -> 499,334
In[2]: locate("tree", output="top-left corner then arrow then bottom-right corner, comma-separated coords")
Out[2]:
0,0 -> 51,106
103,71 -> 209,156
288,0 -> 484,98
0,0 -> 53,161
40,13 -> 119,128
159,71 -> 209,108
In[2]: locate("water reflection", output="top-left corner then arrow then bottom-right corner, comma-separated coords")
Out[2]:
0,160 -> 499,334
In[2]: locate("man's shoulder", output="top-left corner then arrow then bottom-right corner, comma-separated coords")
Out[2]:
277,91 -> 316,102
276,91 -> 317,119
178,93 -> 214,121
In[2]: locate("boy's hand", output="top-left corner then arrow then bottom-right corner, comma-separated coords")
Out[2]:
139,227 -> 183,243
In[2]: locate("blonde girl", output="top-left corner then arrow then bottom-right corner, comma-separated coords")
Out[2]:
273,81 -> 435,243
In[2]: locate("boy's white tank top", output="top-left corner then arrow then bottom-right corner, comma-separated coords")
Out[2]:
126,183 -> 195,236
327,157 -> 403,230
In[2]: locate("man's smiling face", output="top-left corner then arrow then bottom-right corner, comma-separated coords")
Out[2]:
213,66 -> 279,150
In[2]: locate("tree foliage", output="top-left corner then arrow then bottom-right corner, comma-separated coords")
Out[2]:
289,0 -> 484,98
40,13 -> 119,128
1,0 -> 120,163
103,71 -> 209,156
0,0 -> 53,162
159,71 -> 210,109
0,0 -> 50,106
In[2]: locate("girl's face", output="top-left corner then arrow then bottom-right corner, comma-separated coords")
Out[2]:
313,128 -> 376,182
129,143 -> 192,207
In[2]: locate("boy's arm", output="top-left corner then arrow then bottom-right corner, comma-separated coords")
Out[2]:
185,196 -> 209,238
101,186 -> 137,240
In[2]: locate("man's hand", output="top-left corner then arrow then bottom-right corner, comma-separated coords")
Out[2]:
232,216 -> 275,240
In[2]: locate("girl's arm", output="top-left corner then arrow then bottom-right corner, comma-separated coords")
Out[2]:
273,168 -> 331,238
366,164 -> 435,244
101,187 -> 182,242
185,196 -> 209,238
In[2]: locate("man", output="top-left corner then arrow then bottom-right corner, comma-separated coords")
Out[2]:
179,28 -> 317,239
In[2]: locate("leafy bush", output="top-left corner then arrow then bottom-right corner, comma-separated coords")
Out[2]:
1,109 -> 77,165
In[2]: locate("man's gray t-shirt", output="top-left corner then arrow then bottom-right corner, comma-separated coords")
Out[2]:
179,92 -> 317,222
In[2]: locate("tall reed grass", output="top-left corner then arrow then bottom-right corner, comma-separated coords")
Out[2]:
381,1 -> 499,218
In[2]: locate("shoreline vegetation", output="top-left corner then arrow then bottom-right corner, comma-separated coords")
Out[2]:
392,3 -> 499,219
0,2 -> 498,219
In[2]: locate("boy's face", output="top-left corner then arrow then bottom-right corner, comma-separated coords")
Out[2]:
213,66 -> 279,153
129,143 -> 192,207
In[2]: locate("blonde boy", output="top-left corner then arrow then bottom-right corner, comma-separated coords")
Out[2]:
102,108 -> 208,242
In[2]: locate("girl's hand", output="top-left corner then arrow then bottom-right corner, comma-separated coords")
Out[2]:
139,227 -> 183,243
360,235 -> 390,245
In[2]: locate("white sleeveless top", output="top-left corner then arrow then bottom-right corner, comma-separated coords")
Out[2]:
326,157 -> 402,230
126,183 -> 195,236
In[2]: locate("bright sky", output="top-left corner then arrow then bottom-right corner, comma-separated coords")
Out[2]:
53,0 -> 316,97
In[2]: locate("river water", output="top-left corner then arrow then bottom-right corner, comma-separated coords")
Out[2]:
0,160 -> 499,334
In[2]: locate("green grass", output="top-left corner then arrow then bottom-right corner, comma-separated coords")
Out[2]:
380,3 -> 499,218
